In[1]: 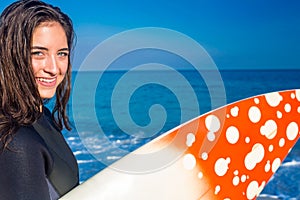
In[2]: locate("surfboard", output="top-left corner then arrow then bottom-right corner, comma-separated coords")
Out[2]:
60,89 -> 300,200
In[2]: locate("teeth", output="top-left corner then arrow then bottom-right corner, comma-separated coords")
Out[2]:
37,78 -> 56,83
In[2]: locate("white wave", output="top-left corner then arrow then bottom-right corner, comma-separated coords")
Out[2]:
66,137 -> 78,141
77,160 -> 96,164
106,156 -> 122,160
281,160 -> 300,167
257,194 -> 280,199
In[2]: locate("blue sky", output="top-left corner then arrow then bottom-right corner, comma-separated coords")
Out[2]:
1,0 -> 300,70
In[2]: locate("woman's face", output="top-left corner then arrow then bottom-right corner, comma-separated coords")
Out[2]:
31,21 -> 69,99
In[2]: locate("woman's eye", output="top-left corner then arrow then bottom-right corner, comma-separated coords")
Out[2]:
58,52 -> 69,57
31,51 -> 43,56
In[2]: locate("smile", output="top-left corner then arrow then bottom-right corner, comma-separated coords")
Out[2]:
36,77 -> 57,87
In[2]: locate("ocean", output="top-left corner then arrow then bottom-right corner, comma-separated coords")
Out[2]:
57,69 -> 300,199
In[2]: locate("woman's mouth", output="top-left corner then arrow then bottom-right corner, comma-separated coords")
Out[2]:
36,77 -> 57,87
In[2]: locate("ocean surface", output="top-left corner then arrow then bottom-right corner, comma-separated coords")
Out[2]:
54,69 -> 300,199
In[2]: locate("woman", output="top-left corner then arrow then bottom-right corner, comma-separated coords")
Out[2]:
0,0 -> 79,199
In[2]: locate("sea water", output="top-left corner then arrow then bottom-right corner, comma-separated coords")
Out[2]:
57,69 -> 300,199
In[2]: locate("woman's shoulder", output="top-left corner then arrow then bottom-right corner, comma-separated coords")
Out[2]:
5,125 -> 49,153
0,124 -> 53,174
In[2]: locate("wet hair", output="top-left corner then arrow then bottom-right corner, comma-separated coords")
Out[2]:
0,0 -> 74,149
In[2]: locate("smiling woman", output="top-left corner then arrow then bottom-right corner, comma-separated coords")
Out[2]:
0,1 -> 78,200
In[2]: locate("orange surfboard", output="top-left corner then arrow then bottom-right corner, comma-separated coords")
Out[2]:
61,89 -> 300,200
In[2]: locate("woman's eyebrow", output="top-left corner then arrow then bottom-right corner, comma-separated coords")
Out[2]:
59,48 -> 69,51
31,46 -> 48,51
31,46 -> 69,51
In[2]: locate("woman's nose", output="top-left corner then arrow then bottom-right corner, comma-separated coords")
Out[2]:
44,55 -> 58,74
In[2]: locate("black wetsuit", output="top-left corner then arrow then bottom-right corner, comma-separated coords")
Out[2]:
0,108 -> 79,200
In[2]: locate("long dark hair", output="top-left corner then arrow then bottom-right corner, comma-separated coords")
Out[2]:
0,0 -> 74,149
